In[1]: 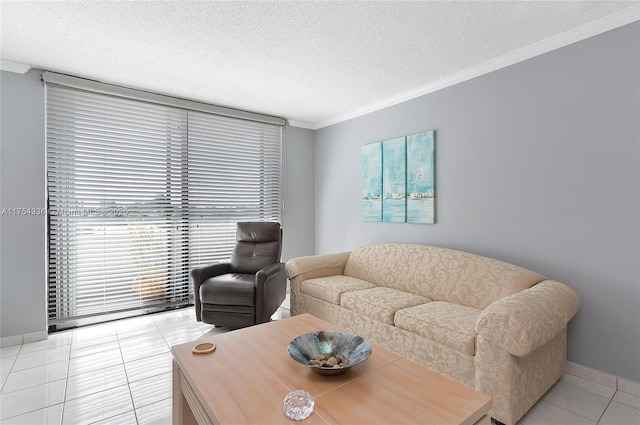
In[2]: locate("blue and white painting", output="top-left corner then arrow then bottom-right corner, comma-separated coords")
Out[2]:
407,130 -> 435,223
382,137 -> 406,223
361,142 -> 382,221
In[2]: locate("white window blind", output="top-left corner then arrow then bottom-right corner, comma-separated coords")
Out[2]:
187,112 -> 282,267
46,83 -> 282,330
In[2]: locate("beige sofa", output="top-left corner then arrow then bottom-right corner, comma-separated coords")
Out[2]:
285,244 -> 580,425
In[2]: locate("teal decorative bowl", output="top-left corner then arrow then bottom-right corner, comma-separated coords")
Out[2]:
287,330 -> 372,375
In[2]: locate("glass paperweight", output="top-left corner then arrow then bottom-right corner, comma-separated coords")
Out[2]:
283,389 -> 314,420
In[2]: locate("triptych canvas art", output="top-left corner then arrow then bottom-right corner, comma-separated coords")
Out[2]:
362,130 -> 435,223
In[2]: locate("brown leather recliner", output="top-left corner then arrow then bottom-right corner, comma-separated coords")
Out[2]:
190,222 -> 286,329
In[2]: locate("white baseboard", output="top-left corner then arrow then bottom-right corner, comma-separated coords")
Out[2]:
23,331 -> 48,344
0,334 -> 23,348
618,377 -> 640,398
566,361 -> 640,396
0,330 -> 47,348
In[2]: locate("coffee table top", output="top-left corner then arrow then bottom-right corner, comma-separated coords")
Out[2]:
171,313 -> 491,424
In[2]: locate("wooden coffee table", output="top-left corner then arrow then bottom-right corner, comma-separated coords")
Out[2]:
172,313 -> 492,425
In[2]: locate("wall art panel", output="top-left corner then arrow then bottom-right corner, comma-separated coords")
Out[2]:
361,130 -> 435,224
361,142 -> 382,222
407,130 -> 435,223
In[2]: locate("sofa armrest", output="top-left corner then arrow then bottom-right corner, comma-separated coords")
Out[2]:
475,280 -> 580,357
285,251 -> 351,282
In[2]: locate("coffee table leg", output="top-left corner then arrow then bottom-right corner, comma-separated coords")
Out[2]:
473,415 -> 491,425
173,360 -> 198,425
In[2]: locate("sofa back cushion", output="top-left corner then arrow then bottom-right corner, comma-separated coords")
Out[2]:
342,244 -> 545,310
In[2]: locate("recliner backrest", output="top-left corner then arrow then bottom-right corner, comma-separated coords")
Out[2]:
230,222 -> 282,274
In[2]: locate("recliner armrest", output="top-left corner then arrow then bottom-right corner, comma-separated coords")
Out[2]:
190,263 -> 231,284
256,262 -> 285,284
190,262 -> 231,322
475,280 -> 580,357
255,262 -> 287,323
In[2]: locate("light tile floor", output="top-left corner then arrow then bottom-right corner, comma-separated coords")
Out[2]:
1,296 -> 638,424
0,298 -> 291,425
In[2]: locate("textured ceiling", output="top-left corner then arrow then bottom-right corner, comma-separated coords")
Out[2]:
1,1 -> 638,128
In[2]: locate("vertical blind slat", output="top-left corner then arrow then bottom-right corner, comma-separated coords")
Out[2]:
46,85 -> 282,329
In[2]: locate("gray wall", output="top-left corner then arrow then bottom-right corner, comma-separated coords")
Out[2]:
0,69 -> 315,339
282,126 -> 316,261
0,69 -> 47,338
314,22 -> 640,381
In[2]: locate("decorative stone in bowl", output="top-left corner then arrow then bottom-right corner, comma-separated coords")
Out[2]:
287,330 -> 372,375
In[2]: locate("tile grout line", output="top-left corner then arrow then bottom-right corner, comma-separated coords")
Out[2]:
1,315 -> 177,423
562,370 -> 619,399
595,392 -> 617,425
117,320 -> 141,425
513,390 -> 603,424
1,338 -> 71,423
59,333 -> 72,425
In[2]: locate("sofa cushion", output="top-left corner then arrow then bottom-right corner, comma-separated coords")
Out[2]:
300,276 -> 376,304
395,302 -> 481,356
340,287 -> 430,325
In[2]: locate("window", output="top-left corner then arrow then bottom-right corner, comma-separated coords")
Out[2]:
45,74 -> 283,330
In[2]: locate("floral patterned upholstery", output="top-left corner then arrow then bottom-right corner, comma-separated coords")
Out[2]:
343,244 -> 545,309
476,280 -> 581,356
285,244 -> 580,425
395,301 -> 481,356
340,287 -> 430,324
300,275 -> 375,304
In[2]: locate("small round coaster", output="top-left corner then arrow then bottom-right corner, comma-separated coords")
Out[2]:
192,342 -> 216,354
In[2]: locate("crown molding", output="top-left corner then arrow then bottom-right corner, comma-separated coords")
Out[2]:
0,60 -> 32,74
287,119 -> 315,130
313,5 -> 640,130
